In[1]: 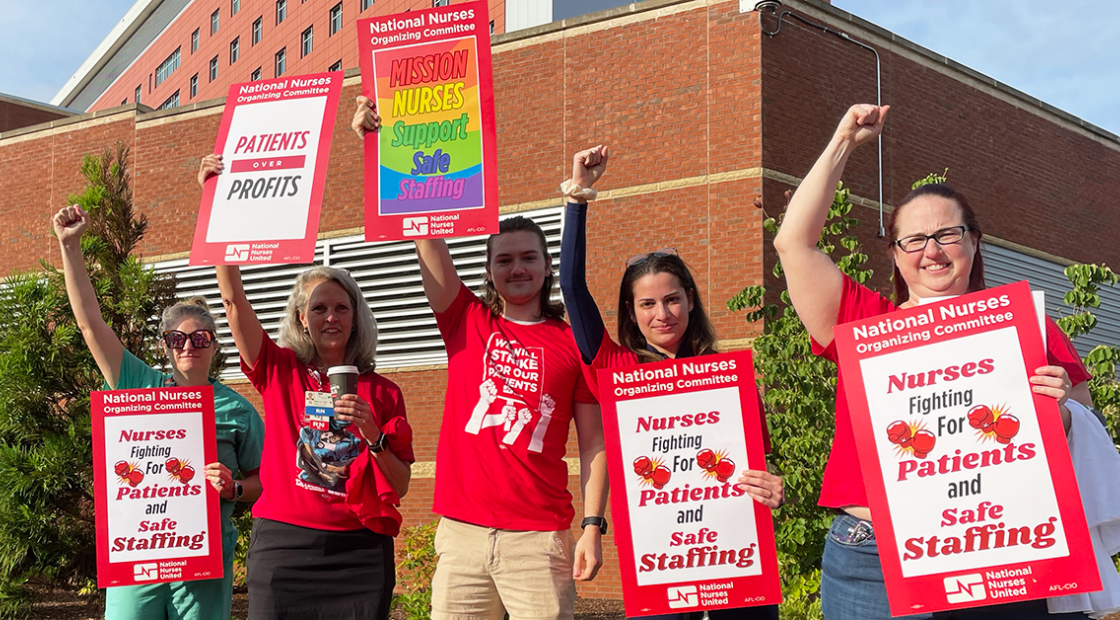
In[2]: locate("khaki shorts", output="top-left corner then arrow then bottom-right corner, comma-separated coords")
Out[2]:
430,517 -> 576,620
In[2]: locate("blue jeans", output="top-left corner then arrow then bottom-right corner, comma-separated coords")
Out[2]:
821,514 -> 932,620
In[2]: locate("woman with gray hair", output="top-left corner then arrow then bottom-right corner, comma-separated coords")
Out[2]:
53,204 -> 264,620
205,141 -> 414,620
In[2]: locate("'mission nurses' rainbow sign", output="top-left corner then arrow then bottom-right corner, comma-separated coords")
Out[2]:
358,2 -> 497,240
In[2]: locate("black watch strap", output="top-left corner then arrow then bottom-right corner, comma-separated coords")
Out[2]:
369,432 -> 387,453
581,516 -> 607,535
233,481 -> 244,500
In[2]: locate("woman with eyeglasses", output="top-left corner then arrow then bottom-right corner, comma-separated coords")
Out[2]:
196,155 -> 414,620
773,104 -> 1092,620
559,146 -> 782,620
53,204 -> 264,620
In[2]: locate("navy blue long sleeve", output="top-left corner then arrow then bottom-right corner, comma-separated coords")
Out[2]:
559,201 -> 605,364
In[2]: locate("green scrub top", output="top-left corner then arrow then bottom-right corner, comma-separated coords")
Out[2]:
103,350 -> 264,620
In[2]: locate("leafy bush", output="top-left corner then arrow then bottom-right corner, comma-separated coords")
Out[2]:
393,520 -> 439,620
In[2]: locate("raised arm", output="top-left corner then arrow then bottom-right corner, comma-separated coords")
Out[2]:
53,206 -> 125,388
559,146 -> 610,363
773,104 -> 889,347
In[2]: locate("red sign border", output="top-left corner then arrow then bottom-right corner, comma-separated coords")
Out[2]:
832,280 -> 1100,615
596,350 -> 782,617
356,0 -> 499,241
91,386 -> 224,588
190,71 -> 344,265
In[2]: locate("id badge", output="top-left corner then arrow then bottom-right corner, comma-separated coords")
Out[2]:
305,391 -> 333,431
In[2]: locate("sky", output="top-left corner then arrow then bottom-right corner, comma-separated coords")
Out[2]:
0,0 -> 1116,135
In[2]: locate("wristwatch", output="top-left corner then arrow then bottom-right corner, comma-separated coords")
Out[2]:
581,516 -> 608,535
368,432 -> 388,453
233,481 -> 244,501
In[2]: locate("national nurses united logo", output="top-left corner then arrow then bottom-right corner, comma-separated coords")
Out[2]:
465,333 -> 553,451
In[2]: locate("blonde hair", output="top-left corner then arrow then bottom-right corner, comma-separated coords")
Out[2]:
278,267 -> 378,372
159,296 -> 225,377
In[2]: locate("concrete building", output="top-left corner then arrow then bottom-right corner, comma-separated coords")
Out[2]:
6,0 -> 1120,601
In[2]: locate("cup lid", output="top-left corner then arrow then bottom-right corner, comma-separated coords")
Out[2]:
326,365 -> 359,375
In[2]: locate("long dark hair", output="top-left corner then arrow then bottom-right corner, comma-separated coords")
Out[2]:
480,216 -> 566,321
888,184 -> 985,305
618,254 -> 718,363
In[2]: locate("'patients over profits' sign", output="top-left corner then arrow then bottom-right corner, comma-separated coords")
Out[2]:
358,1 -> 498,240
832,281 -> 1100,615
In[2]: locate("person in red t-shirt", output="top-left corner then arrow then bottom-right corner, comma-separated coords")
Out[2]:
353,99 -> 608,620
559,146 -> 782,620
773,105 -> 1093,620
200,157 -> 414,620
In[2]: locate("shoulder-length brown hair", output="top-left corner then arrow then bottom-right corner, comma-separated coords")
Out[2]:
888,184 -> 985,305
480,216 -> 566,321
617,254 -> 718,363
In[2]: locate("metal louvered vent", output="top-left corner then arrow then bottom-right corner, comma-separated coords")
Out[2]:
152,207 -> 563,380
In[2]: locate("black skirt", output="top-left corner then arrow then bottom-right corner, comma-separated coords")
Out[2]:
247,518 -> 395,620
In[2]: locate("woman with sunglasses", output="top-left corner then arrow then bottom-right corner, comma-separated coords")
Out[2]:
559,146 -> 782,620
773,104 -> 1092,620
53,204 -> 264,620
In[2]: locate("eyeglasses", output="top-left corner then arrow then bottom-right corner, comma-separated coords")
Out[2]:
162,329 -> 216,350
893,226 -> 970,253
626,247 -> 678,267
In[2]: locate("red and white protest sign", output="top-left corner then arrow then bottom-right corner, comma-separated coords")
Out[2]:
92,386 -> 223,587
357,1 -> 498,241
597,351 -> 781,617
190,72 -> 343,265
833,281 -> 1100,615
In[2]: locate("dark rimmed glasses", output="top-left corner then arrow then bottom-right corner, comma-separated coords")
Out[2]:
893,225 -> 970,253
626,247 -> 679,267
162,329 -> 216,350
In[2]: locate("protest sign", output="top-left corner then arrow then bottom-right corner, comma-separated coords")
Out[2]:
596,351 -> 781,616
833,280 -> 1100,615
190,72 -> 343,265
92,386 -> 222,587
357,1 -> 498,240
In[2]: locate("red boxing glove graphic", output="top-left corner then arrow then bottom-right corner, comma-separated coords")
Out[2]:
910,429 -> 936,459
650,466 -> 671,489
178,465 -> 195,484
166,457 -> 182,474
128,470 -> 145,487
714,458 -> 736,483
114,460 -> 131,477
968,405 -> 995,432
886,421 -> 912,447
993,415 -> 1020,444
633,456 -> 653,477
696,449 -> 716,471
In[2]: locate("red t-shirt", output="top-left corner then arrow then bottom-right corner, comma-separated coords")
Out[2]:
242,331 -> 415,533
432,284 -> 597,531
811,276 -> 1091,509
586,328 -> 772,453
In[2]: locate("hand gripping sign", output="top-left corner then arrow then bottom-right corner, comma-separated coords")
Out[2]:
357,1 -> 499,241
596,351 -> 781,617
832,281 -> 1100,615
191,72 -> 343,265
92,387 -> 222,587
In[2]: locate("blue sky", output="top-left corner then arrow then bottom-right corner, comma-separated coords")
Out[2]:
0,0 -> 1116,135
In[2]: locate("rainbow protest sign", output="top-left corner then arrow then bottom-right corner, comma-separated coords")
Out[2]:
358,2 -> 497,240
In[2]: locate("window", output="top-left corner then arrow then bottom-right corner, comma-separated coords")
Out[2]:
190,73 -> 198,98
230,37 -> 239,63
158,91 -> 180,110
301,27 -> 313,57
252,17 -> 262,44
135,85 -> 142,104
489,20 -> 494,34
155,47 -> 181,86
275,48 -> 286,77
209,56 -> 218,81
192,28 -> 200,53
330,3 -> 343,35
151,208 -> 563,379
121,99 -> 128,106
361,0 -> 373,10
329,59 -> 342,72
251,67 -> 262,81
276,0 -> 286,24
211,9 -> 220,34
433,0 -> 449,6
231,0 -> 240,15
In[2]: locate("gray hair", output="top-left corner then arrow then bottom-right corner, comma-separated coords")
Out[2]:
278,267 -> 378,372
159,296 -> 224,377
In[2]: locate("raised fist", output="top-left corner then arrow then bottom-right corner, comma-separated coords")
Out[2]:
52,205 -> 90,247
540,393 -> 555,416
571,145 -> 609,191
479,379 -> 498,404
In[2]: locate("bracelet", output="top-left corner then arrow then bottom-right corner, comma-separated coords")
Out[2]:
560,180 -> 597,201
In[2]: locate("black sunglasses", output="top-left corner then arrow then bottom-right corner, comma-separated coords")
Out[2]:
626,247 -> 678,267
162,329 -> 216,350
